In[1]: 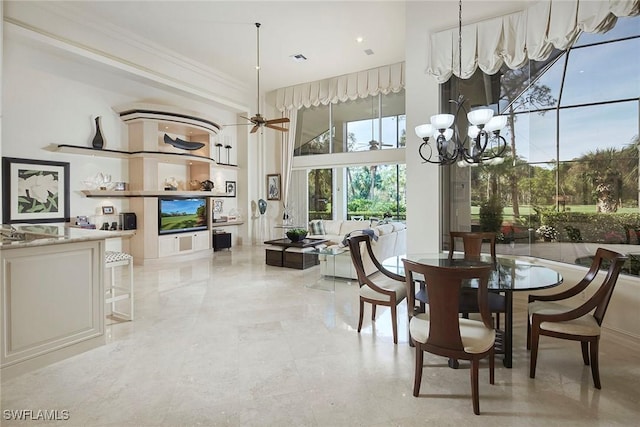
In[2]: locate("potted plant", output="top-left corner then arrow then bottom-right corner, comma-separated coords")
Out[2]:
536,225 -> 558,242
286,228 -> 308,242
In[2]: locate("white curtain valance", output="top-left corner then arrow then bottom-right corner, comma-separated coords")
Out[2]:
275,62 -> 405,111
428,0 -> 640,83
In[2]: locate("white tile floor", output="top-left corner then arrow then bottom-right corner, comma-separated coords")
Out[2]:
1,245 -> 639,426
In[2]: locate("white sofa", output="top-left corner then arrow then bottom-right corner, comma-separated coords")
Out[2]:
308,219 -> 407,279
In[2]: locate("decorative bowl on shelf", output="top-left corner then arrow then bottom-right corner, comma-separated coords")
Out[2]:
286,228 -> 308,242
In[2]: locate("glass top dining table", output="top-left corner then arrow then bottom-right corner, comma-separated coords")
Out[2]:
382,253 -> 563,368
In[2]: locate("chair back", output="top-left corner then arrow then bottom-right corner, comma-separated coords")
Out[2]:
589,248 -> 628,325
347,234 -> 371,287
449,231 -> 497,261
402,259 -> 493,351
347,234 -> 404,291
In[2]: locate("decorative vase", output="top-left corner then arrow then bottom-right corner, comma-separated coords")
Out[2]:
286,230 -> 307,242
92,116 -> 104,149
258,199 -> 267,215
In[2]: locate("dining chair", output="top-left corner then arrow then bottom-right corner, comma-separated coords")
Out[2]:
347,234 -> 407,344
527,247 -> 627,389
403,259 -> 495,415
449,231 -> 505,329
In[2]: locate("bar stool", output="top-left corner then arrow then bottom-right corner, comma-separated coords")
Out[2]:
105,251 -> 134,321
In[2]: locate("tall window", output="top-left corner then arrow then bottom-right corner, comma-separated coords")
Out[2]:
308,169 -> 333,220
299,90 -> 407,222
295,91 -> 406,156
446,16 -> 640,274
347,164 -> 406,220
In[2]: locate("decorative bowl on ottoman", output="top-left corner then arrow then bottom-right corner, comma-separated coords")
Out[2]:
286,228 -> 308,242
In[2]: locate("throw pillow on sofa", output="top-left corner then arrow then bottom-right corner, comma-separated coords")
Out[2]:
309,219 -> 326,236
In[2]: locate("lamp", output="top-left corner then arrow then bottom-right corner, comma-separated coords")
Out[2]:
415,0 -> 507,166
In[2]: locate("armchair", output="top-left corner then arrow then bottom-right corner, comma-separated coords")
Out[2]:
527,247 -> 627,389
347,234 -> 406,344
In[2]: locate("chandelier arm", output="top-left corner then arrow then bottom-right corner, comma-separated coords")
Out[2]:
418,140 -> 447,164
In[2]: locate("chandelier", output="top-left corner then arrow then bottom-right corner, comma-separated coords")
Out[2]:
415,0 -> 508,167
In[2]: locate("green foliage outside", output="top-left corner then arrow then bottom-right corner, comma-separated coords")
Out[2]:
478,196 -> 503,232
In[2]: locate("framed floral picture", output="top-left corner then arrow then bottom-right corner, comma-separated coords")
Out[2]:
2,157 -> 70,224
267,174 -> 281,201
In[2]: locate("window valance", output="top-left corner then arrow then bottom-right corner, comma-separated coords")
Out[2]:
428,0 -> 640,83
275,62 -> 404,111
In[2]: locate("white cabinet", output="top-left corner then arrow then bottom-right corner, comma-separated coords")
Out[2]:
193,232 -> 210,251
158,231 -> 211,257
1,240 -> 105,378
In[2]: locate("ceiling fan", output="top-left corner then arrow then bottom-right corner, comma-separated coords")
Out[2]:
230,23 -> 290,134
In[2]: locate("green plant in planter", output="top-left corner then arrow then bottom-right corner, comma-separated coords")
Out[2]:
286,228 -> 308,242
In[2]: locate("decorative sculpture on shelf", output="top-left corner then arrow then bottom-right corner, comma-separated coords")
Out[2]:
92,116 -> 105,149
224,144 -> 232,165
200,180 -> 214,191
258,198 -> 267,215
163,134 -> 205,151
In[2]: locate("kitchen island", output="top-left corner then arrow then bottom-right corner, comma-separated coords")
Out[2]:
0,224 -> 132,379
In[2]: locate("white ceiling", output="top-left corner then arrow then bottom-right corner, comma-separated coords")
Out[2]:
52,1 -> 529,93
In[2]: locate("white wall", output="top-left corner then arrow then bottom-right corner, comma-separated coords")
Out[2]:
2,25 -> 245,247
405,1 -> 442,254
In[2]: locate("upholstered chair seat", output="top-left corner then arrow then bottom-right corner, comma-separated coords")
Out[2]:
529,301 -> 600,336
360,275 -> 407,303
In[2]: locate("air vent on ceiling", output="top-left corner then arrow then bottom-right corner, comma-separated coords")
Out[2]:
290,54 -> 308,62
364,49 -> 374,56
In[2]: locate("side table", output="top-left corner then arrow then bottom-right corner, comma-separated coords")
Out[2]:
306,246 -> 350,291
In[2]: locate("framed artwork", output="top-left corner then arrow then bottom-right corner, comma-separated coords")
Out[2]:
2,157 -> 70,224
225,181 -> 236,198
102,205 -> 115,215
213,199 -> 224,213
267,174 -> 281,201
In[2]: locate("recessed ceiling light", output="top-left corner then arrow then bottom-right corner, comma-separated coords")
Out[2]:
356,36 -> 364,43
290,54 -> 307,62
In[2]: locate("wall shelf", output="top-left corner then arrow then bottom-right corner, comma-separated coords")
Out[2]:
54,144 -> 237,169
81,190 -> 233,198
212,221 -> 244,228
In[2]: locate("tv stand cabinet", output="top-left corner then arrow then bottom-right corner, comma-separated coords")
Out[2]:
158,231 -> 210,257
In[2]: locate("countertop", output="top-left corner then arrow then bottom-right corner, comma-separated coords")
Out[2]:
0,223 -> 135,250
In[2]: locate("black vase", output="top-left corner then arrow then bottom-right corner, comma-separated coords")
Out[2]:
92,116 -> 104,149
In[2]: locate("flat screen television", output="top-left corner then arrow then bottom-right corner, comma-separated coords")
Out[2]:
158,197 -> 208,235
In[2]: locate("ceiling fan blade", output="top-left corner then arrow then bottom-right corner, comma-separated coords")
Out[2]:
265,117 -> 290,125
240,116 -> 254,122
250,124 -> 260,134
223,123 -> 253,127
265,124 -> 289,132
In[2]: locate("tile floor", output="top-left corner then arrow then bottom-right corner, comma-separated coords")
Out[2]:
1,245 -> 639,426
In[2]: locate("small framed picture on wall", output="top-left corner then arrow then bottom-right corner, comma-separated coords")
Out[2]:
225,181 -> 236,197
102,205 -> 115,215
267,174 -> 281,201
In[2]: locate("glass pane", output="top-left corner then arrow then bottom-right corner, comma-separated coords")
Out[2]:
308,169 -> 333,220
562,38 -> 640,106
574,16 -> 640,47
509,111 -> 557,164
346,164 -> 406,220
559,101 -> 638,161
381,90 -> 406,149
334,97 -> 378,152
295,105 -> 331,156
503,53 -> 563,114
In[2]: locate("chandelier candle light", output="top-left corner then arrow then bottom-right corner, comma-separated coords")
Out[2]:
415,0 -> 508,167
